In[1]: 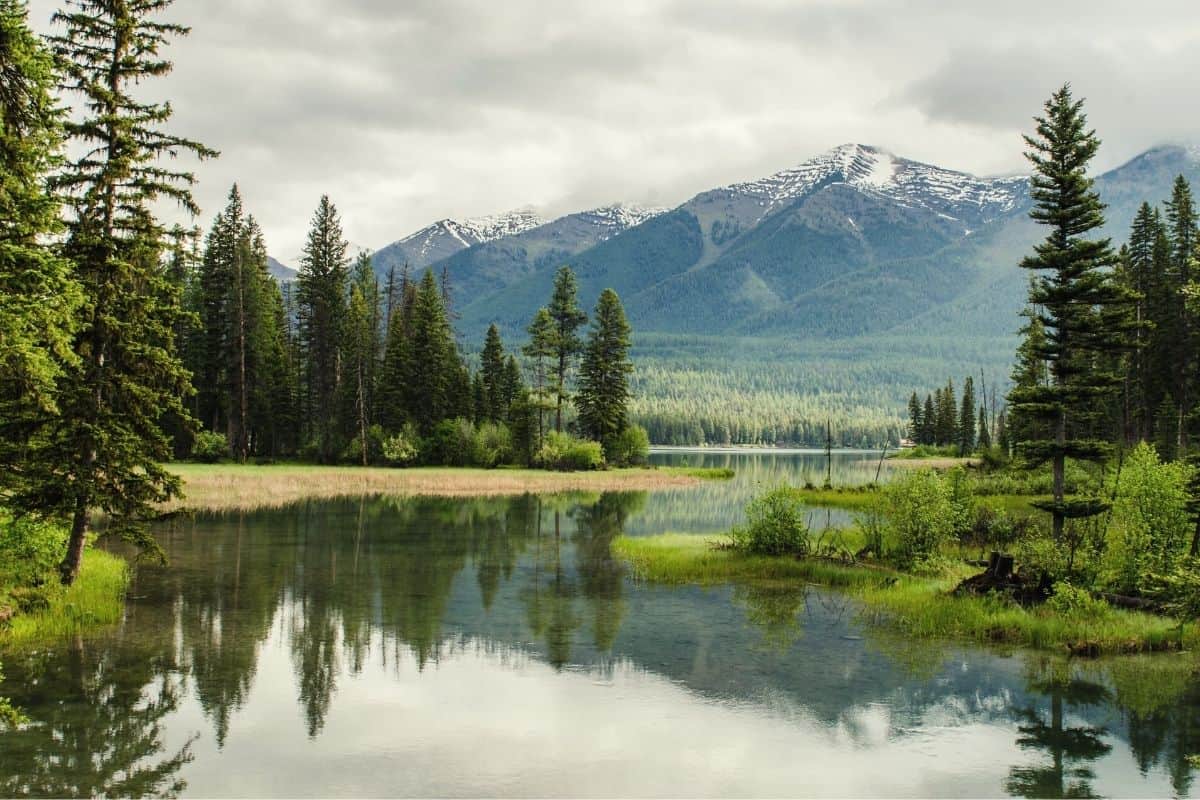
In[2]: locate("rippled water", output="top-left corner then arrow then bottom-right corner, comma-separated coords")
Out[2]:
1,451 -> 1197,797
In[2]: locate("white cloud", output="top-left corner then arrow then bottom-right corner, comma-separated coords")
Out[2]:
24,0 -> 1200,259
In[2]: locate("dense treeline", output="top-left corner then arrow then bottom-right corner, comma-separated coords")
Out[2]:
177,195 -> 645,472
905,375 -> 1004,453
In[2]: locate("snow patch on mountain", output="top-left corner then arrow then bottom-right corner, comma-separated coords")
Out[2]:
572,202 -> 669,238
725,143 -> 1028,224
395,207 -> 546,261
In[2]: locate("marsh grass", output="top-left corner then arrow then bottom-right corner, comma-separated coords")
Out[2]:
613,533 -> 895,588
613,533 -> 1199,656
668,466 -> 736,480
3,551 -> 128,645
167,463 -> 707,512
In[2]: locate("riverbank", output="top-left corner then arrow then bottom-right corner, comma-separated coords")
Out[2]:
1,551 -> 128,647
614,533 -> 1198,656
165,463 -> 710,512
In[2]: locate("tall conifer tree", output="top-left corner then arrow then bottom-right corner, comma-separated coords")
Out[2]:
576,289 -> 633,454
296,195 -> 349,462
23,0 -> 217,583
1009,84 -> 1131,545
546,266 -> 587,432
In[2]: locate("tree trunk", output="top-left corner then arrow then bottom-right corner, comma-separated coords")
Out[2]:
60,498 -> 90,586
1053,406 -> 1066,542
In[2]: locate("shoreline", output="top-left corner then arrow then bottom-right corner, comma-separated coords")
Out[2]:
165,463 -> 706,513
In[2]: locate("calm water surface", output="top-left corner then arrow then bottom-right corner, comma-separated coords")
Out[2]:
1,451 -> 1198,797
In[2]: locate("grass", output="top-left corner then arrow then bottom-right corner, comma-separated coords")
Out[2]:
612,533 -> 1199,656
614,533 -> 895,588
791,486 -> 879,511
664,466 -> 736,480
2,550 -> 129,646
167,462 -> 712,512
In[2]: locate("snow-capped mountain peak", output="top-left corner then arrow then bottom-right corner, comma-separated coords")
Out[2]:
391,207 -> 545,263
724,143 -> 1027,225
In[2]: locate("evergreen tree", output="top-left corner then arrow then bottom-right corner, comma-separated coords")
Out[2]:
0,0 -> 81,476
296,195 -> 349,462
502,355 -> 523,417
576,289 -> 633,454
1164,176 -> 1198,449
921,394 -> 936,445
340,253 -> 380,463
1009,85 -> 1131,545
480,323 -> 506,422
22,0 -> 216,583
546,266 -> 587,432
406,269 -> 458,433
978,405 -> 991,449
935,380 -> 957,446
524,306 -> 558,443
1120,203 -> 1162,439
907,392 -> 922,442
958,376 -> 976,454
377,292 -> 412,433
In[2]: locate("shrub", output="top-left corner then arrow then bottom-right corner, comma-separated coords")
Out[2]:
535,431 -> 604,471
471,422 -> 513,468
728,486 -> 810,556
880,469 -> 954,569
341,424 -> 389,465
0,515 -> 68,588
426,418 -> 476,466
191,430 -> 228,463
1046,581 -> 1113,619
1105,443 -> 1194,594
382,423 -> 421,466
608,425 -> 650,467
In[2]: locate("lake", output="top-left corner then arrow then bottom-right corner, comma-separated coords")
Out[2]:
1,451 -> 1197,797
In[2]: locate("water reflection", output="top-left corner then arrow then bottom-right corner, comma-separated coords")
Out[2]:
0,488 -> 1196,797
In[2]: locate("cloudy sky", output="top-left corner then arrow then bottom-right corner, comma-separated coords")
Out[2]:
25,0 -> 1200,260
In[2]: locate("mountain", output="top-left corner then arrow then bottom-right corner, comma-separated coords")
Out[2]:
267,256 -> 298,282
450,144 -> 1200,344
453,144 -> 1031,337
371,207 -> 546,278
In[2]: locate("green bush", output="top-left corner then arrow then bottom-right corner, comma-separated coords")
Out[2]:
0,514 -> 68,588
191,430 -> 228,463
1046,581 -> 1113,618
341,423 -> 389,465
426,418 -> 475,466
535,431 -> 604,471
608,425 -> 650,467
1105,443 -> 1194,595
728,486 -> 810,556
879,469 -> 954,569
382,423 -> 421,466
471,422 -> 513,469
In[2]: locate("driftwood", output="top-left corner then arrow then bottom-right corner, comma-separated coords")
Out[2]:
1096,592 -> 1161,612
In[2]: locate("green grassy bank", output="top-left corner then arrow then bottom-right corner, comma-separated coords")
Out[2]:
613,533 -> 1198,656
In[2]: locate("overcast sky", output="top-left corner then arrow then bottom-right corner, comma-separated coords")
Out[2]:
25,0 -> 1200,260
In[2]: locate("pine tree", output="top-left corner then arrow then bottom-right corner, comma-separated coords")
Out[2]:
502,355 -> 523,418
406,269 -> 458,433
296,195 -> 349,462
907,392 -> 922,442
921,394 -> 936,445
524,306 -> 558,443
0,0 -> 81,476
377,293 -> 412,433
1164,176 -> 1198,449
546,266 -> 587,432
1120,203 -> 1161,439
340,253 -> 380,464
23,0 -> 217,583
480,323 -> 506,422
1009,84 -> 1131,546
935,380 -> 957,446
958,376 -> 976,455
576,289 -> 633,455
978,405 -> 991,449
